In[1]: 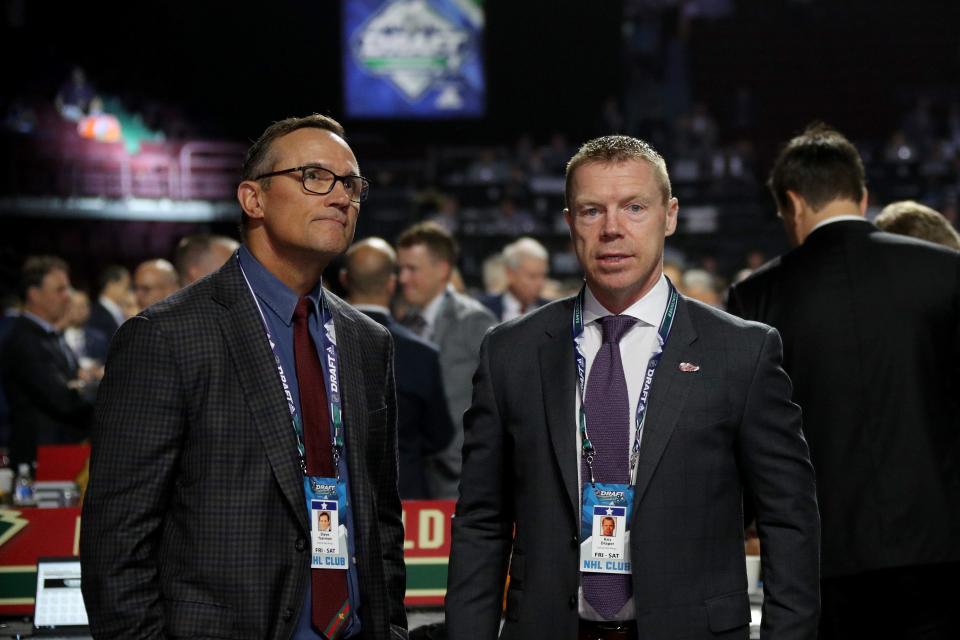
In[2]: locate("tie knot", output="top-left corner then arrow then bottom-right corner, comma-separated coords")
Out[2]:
293,296 -> 311,324
600,314 -> 636,344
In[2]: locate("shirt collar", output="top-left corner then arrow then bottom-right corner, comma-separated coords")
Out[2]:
354,303 -> 392,317
502,290 -> 522,315
22,310 -> 58,334
421,286 -> 450,330
237,245 -> 322,326
583,273 -> 669,328
810,214 -> 866,233
98,296 -> 125,325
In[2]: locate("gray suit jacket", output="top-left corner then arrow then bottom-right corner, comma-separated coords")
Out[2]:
446,295 -> 820,639
81,257 -> 407,639
428,290 -> 496,498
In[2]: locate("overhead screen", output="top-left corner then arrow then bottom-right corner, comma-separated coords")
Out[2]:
343,0 -> 486,119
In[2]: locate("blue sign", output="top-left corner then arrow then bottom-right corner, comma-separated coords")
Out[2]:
343,0 -> 486,119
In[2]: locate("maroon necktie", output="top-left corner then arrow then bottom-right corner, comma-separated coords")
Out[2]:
293,296 -> 350,639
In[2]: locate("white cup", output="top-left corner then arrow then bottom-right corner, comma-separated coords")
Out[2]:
745,555 -> 761,594
0,468 -> 14,501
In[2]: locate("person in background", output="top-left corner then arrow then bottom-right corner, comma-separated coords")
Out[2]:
174,234 -> 241,286
480,252 -> 507,297
89,265 -> 130,337
341,237 -> 454,499
662,258 -> 685,291
1,256 -> 95,465
396,222 -> 496,498
874,199 -> 960,250
479,237 -> 550,322
729,123 -> 960,639
55,66 -> 95,121
132,258 -> 179,309
681,268 -> 723,308
62,289 -> 109,365
81,114 -> 407,639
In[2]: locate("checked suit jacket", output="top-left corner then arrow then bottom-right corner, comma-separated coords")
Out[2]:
81,256 -> 407,639
445,293 -> 820,640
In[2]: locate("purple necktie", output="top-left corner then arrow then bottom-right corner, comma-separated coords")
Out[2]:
582,314 -> 636,618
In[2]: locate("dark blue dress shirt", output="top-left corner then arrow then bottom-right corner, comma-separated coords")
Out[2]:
237,247 -> 361,639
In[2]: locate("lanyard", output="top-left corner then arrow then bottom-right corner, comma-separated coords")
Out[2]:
238,259 -> 345,476
573,281 -> 678,484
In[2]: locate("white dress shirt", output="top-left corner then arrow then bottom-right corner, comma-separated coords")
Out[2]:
419,286 -> 451,342
576,273 -> 669,621
500,291 -> 523,323
98,295 -> 125,327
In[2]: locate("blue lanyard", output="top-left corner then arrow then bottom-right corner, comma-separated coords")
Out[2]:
572,281 -> 679,484
238,259 -> 345,476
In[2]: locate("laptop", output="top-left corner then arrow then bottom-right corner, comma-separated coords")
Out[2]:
32,557 -> 92,639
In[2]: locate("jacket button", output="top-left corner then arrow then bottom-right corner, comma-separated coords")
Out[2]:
282,607 -> 295,621
571,535 -> 579,548
569,595 -> 577,608
295,538 -> 306,552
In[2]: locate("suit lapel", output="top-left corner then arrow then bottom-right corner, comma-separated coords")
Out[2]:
431,292 -> 456,346
540,299 -> 579,525
632,296 -> 698,509
213,259 -> 309,534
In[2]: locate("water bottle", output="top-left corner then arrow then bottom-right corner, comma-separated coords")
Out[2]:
12,463 -> 34,506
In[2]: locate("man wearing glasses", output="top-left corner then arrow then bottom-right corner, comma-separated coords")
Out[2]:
82,115 -> 407,640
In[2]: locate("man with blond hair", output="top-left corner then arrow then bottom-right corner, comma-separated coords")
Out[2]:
447,135 -> 819,639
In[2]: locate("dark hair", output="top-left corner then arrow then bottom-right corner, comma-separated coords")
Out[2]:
396,222 -> 459,265
20,255 -> 68,300
768,122 -> 865,215
97,264 -> 129,293
565,135 -> 672,208
239,114 -> 347,235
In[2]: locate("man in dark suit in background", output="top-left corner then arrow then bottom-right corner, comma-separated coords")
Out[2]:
341,237 -> 454,499
1,256 -> 96,465
88,264 -> 129,337
446,135 -> 819,639
479,237 -> 550,322
82,114 -> 407,639
728,123 -> 960,639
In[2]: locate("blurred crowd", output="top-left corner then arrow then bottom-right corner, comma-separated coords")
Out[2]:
2,189 -> 957,488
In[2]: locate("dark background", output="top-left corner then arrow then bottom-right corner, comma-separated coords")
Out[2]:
2,0 -> 959,291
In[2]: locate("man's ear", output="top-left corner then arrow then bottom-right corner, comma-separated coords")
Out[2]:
785,190 -> 806,218
858,189 -> 869,215
338,268 -> 349,291
237,180 -> 265,221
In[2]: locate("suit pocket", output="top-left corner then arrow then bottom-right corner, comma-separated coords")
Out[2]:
505,587 -> 523,622
508,552 -> 525,585
704,590 -> 750,633
163,599 -> 240,638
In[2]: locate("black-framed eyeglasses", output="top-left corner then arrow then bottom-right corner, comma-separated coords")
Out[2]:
254,165 -> 370,203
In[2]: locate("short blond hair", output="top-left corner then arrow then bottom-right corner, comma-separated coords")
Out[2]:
875,200 -> 960,250
565,135 -> 672,207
